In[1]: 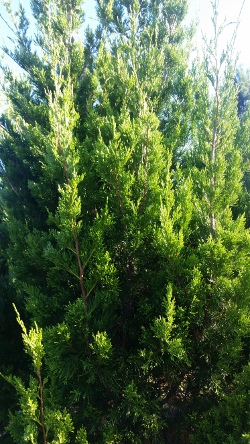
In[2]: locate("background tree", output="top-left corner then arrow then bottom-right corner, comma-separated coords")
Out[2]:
233,66 -> 250,228
235,66 -> 250,118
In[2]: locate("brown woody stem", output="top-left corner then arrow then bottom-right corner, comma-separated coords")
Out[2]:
37,368 -> 47,444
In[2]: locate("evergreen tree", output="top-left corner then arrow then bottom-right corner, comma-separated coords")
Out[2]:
185,2 -> 250,442
0,1 -> 249,443
235,66 -> 250,118
234,67 -> 250,227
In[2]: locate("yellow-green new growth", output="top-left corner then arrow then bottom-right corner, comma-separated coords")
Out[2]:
13,304 -> 44,371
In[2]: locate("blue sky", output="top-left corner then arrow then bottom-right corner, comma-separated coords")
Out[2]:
0,0 -> 249,69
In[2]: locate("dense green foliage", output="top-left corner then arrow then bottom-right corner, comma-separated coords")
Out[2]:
0,0 -> 249,443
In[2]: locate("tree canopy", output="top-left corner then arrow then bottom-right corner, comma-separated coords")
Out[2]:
0,1 -> 249,443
